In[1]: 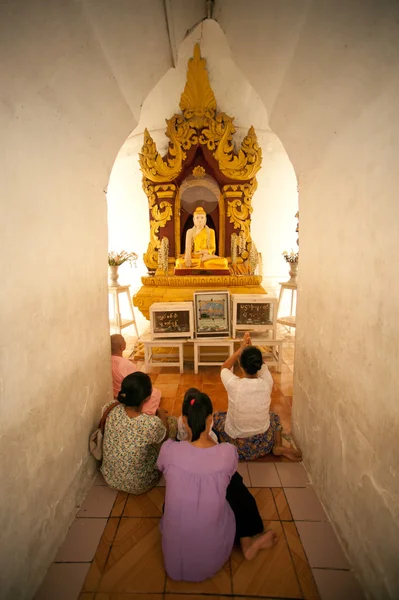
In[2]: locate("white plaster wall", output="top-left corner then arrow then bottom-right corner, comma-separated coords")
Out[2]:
0,1 -> 172,598
107,19 -> 298,299
216,1 -> 399,597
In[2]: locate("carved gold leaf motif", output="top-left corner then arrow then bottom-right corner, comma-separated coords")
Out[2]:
139,44 -> 263,268
179,43 -> 216,119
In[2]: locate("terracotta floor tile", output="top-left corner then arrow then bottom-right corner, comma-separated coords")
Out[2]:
282,521 -> 320,599
236,463 -> 250,487
110,492 -> 129,518
285,488 -> 327,521
312,568 -> 365,600
159,396 -> 175,413
179,374 -> 203,387
78,593 -> 94,600
296,522 -> 350,569
55,518 -> 107,562
93,472 -> 107,486
201,369 -> 224,383
231,520 -> 301,598
155,373 -> 181,385
149,373 -> 159,384
172,403 -> 183,418
165,559 -> 231,594
76,487 -> 118,518
275,462 -> 310,487
97,518 -> 165,593
247,462 -> 281,487
270,395 -> 292,412
278,380 -> 294,396
176,384 -> 192,397
250,488 -> 279,520
272,487 -> 293,520
155,383 -> 179,398
271,381 -> 285,398
35,563 -> 90,600
202,385 -> 227,402
82,518 -> 120,592
123,488 -> 165,517
213,396 -> 228,412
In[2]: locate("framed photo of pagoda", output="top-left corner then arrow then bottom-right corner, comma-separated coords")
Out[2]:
194,291 -> 230,338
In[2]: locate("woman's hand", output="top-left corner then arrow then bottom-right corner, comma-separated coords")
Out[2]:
240,331 -> 252,350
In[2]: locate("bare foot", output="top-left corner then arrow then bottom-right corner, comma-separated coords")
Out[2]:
242,530 -> 278,561
273,445 -> 302,461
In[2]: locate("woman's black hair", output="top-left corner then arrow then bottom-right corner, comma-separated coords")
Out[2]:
182,388 -> 213,442
240,345 -> 263,375
117,372 -> 152,407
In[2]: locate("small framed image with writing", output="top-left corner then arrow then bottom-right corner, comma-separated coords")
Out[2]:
231,294 -> 278,338
194,290 -> 230,338
150,302 -> 194,339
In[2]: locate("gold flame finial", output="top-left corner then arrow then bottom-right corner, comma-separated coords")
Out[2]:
179,43 -> 216,115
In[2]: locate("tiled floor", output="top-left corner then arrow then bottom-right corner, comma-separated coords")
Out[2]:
35,352 -> 365,600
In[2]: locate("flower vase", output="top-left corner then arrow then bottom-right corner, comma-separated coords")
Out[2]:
288,261 -> 298,284
108,265 -> 120,287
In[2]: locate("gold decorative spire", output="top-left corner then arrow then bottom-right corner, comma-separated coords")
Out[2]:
179,44 -> 216,117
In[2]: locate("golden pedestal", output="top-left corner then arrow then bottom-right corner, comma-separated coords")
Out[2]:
133,274 -> 266,320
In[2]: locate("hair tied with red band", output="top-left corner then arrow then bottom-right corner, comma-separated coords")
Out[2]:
190,399 -> 195,406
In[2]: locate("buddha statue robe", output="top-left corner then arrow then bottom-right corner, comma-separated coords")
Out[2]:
176,225 -> 228,269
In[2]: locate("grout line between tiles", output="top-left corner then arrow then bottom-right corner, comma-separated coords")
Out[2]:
312,565 -> 352,572
93,516 -> 122,595
280,520 -> 304,600
54,560 -> 93,563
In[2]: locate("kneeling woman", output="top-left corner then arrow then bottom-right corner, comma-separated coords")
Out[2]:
101,372 -> 175,495
157,389 -> 277,582
213,333 -> 301,462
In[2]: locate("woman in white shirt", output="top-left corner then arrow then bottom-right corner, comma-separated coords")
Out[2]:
213,333 -> 302,462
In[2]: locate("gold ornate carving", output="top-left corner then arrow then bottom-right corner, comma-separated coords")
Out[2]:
179,43 -> 217,128
139,44 -> 262,272
174,189 -> 181,257
139,44 -> 262,185
139,128 -> 185,183
193,165 -> 206,178
218,193 -> 225,257
143,180 -> 175,270
214,125 -> 262,180
224,180 -> 258,259
139,275 -> 263,287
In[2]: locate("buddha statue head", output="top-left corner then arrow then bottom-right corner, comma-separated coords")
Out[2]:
193,206 -> 207,230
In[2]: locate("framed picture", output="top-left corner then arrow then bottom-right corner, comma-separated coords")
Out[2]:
231,294 -> 278,338
194,291 -> 230,338
150,302 -> 194,339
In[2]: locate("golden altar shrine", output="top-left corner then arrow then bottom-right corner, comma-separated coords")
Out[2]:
133,44 -> 266,320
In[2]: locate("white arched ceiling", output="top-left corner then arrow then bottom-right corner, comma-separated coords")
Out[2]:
107,18 -> 298,304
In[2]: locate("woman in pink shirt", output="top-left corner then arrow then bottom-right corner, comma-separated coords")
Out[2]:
111,334 -> 161,414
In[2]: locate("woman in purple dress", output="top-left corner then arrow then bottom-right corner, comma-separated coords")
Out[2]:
157,388 -> 278,582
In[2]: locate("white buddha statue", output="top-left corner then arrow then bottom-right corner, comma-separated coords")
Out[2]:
175,206 -> 228,270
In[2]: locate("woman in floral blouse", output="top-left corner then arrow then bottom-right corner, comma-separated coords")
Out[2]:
101,372 -> 175,495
